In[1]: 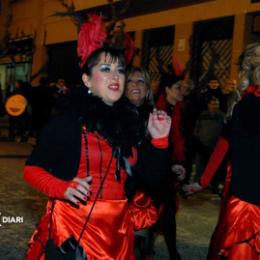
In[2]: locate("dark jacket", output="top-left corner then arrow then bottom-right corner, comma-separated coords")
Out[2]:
194,110 -> 226,149
229,93 -> 260,205
26,90 -> 170,201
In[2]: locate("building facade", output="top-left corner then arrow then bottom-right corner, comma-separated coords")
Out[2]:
0,0 -> 260,95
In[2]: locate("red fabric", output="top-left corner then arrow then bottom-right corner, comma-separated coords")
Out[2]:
84,132 -> 128,199
23,166 -> 70,199
199,137 -> 229,188
128,191 -> 158,230
172,54 -> 183,76
77,14 -> 107,68
124,33 -> 135,64
26,196 -> 158,260
207,164 -> 233,260
221,196 -> 260,257
208,196 -> 260,260
244,85 -> 260,97
151,137 -> 169,149
24,132 -> 132,200
221,163 -> 233,207
156,95 -> 186,163
171,101 -> 186,162
128,147 -> 138,166
25,132 -> 157,259
208,163 -> 260,260
156,94 -> 167,111
26,199 -> 135,260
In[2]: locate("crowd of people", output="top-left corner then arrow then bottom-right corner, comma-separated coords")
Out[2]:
1,77 -> 71,142
11,13 -> 259,260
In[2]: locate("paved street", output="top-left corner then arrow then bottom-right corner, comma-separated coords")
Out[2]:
0,117 -> 220,260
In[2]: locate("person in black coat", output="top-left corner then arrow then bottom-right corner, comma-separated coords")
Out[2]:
24,47 -> 172,259
125,66 -> 181,260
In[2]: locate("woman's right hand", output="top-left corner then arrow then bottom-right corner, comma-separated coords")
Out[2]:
64,176 -> 92,206
147,109 -> 171,139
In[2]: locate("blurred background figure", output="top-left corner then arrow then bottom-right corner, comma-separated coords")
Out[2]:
193,96 -> 226,194
179,79 -> 200,184
183,42 -> 260,260
50,78 -> 71,116
0,85 -> 5,117
221,79 -> 241,120
6,80 -> 31,142
30,77 -> 54,142
151,79 -> 161,103
125,66 -> 155,260
156,74 -> 186,260
199,77 -> 225,113
179,79 -> 194,97
125,66 -> 183,260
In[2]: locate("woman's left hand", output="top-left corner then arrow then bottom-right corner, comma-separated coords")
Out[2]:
148,109 -> 171,139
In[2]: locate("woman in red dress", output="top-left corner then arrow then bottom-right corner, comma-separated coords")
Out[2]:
183,43 -> 260,260
24,45 -> 172,260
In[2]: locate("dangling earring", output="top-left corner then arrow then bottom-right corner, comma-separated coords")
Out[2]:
88,89 -> 92,94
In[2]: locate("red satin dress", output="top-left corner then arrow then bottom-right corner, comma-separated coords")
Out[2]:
217,196 -> 260,260
208,190 -> 260,259
25,132 -> 158,260
200,137 -> 260,259
156,95 -> 186,163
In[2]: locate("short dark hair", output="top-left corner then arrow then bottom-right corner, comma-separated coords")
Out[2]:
208,76 -> 218,82
81,46 -> 126,75
160,73 -> 182,93
206,95 -> 219,104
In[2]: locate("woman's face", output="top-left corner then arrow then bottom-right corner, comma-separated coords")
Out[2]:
166,83 -> 183,104
82,52 -> 125,106
125,71 -> 147,106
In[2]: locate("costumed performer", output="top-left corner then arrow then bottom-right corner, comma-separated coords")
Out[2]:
183,42 -> 260,260
23,15 -> 172,260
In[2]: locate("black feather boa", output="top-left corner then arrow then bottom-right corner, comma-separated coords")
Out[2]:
72,87 -> 145,157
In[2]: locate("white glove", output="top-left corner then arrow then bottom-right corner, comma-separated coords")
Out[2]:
171,164 -> 186,181
182,182 -> 203,195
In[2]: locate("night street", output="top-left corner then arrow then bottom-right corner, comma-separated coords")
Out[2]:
0,1 -> 259,259
0,117 -> 220,260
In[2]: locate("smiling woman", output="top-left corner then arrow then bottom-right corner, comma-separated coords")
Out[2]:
23,46 -> 172,260
81,50 -> 126,106
125,66 -> 153,107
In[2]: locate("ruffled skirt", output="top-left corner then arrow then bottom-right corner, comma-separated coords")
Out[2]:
208,196 -> 260,260
26,193 -> 158,260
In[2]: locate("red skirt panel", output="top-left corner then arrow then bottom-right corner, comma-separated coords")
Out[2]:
128,191 -> 159,230
208,196 -> 260,260
26,195 -> 158,260
220,196 -> 260,259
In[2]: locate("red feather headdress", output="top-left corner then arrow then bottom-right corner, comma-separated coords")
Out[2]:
77,14 -> 135,68
77,14 -> 107,68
